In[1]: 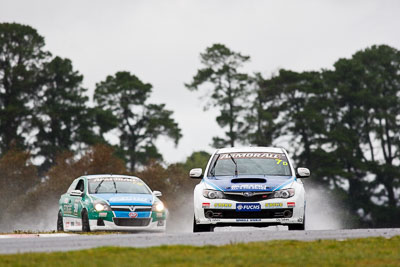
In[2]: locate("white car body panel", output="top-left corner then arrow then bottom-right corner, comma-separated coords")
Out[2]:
193,146 -> 307,228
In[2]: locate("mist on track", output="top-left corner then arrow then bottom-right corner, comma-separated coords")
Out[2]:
0,183 -> 348,233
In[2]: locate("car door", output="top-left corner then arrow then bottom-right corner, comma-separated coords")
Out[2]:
62,179 -> 78,217
71,179 -> 85,219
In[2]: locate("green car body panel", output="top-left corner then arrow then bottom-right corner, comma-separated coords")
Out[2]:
58,175 -> 167,231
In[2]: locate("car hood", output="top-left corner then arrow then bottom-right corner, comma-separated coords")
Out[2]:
92,193 -> 153,206
203,175 -> 295,192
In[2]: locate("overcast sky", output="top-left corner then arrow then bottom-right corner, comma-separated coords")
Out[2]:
1,0 -> 400,164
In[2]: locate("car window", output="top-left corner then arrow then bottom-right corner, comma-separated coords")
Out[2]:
209,152 -> 292,177
75,179 -> 85,192
88,177 -> 151,194
67,180 -> 78,193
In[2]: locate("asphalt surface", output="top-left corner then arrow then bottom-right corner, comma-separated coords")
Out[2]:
0,228 -> 399,254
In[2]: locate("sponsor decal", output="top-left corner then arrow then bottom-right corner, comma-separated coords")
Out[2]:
214,203 -> 232,208
109,196 -> 150,202
231,184 -> 268,190
202,203 -> 210,208
63,198 -> 69,204
276,218 -> 290,222
99,212 -> 107,217
265,203 -> 283,208
219,153 -> 281,160
128,212 -> 138,218
63,205 -> 72,214
93,177 -> 139,182
287,202 -> 295,207
236,203 -> 261,211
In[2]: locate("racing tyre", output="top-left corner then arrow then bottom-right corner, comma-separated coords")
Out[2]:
288,214 -> 305,231
193,217 -> 214,232
81,209 -> 91,232
288,223 -> 305,230
57,211 -> 64,232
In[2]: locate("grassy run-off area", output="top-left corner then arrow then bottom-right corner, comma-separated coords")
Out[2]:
1,236 -> 399,266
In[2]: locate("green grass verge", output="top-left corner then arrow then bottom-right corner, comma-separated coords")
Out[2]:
1,236 -> 399,266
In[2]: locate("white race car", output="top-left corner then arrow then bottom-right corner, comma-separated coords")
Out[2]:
190,147 -> 310,232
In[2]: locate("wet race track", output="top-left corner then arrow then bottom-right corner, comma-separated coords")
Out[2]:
1,228 -> 399,254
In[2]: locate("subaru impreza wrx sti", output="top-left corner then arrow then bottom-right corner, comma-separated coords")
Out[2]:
57,175 -> 167,232
190,147 -> 310,232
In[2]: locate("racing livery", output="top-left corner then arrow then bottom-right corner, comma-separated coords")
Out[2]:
190,147 -> 310,232
57,175 -> 167,232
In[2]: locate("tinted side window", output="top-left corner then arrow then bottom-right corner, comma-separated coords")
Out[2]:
67,180 -> 78,193
75,179 -> 85,192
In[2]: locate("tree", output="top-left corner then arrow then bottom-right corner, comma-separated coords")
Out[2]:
186,43 -> 251,147
327,45 -> 400,226
94,71 -> 182,171
246,45 -> 400,227
33,56 -> 98,172
0,23 -> 50,153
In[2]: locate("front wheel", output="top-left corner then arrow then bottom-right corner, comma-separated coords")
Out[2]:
57,211 -> 64,231
288,214 -> 305,231
81,209 -> 91,232
193,216 -> 214,232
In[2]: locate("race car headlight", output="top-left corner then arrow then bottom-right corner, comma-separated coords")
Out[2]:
152,202 -> 165,212
94,201 -> 111,211
203,189 -> 226,199
272,188 -> 295,199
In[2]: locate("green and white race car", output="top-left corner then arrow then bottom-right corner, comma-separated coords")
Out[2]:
57,174 -> 167,232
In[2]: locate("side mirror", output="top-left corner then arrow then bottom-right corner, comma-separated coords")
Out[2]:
70,190 -> 84,197
153,190 -> 162,197
189,168 -> 203,179
296,167 -> 311,178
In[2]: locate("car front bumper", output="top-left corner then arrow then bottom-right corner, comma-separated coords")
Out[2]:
89,218 -> 166,231
194,196 -> 305,226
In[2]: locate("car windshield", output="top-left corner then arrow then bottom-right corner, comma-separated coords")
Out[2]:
209,152 -> 292,177
88,177 -> 151,194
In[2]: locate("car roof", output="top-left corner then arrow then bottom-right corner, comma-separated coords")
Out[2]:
216,146 -> 285,154
81,174 -> 141,180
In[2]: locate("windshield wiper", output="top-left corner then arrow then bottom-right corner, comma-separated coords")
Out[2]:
112,178 -> 118,193
94,180 -> 105,194
228,153 -> 238,176
209,154 -> 221,177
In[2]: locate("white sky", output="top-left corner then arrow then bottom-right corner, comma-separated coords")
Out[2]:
1,0 -> 400,164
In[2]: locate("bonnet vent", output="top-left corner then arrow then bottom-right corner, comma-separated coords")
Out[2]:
231,178 -> 266,183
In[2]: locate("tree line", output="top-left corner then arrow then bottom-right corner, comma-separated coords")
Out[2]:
0,22 -> 399,229
0,23 -> 181,174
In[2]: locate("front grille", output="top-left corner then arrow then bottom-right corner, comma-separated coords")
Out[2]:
111,206 -> 152,212
204,208 -> 293,219
224,194 -> 272,202
113,218 -> 151,227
